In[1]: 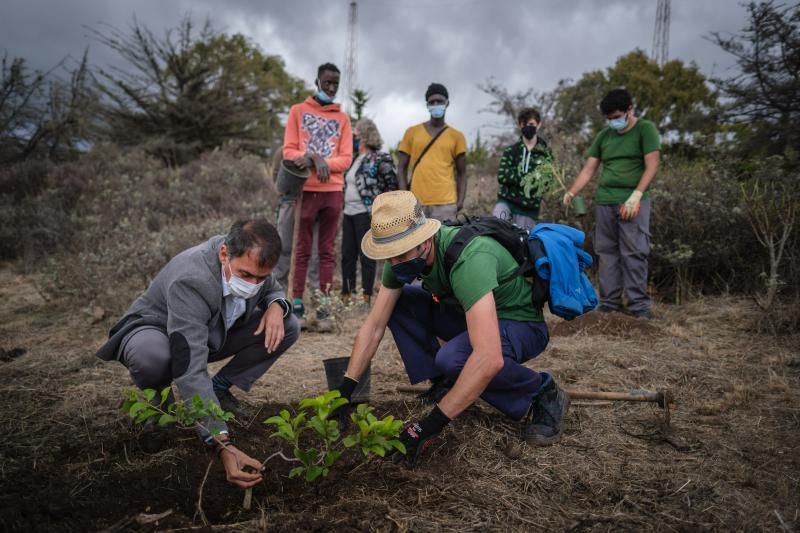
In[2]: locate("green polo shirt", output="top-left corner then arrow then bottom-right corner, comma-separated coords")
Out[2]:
588,118 -> 661,205
381,225 -> 543,322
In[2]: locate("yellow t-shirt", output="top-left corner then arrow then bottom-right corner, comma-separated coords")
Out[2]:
398,124 -> 467,205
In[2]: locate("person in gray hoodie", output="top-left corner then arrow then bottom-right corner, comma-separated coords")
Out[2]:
97,218 -> 299,488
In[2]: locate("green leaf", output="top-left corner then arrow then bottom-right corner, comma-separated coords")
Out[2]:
143,389 -> 156,402
159,387 -> 171,406
389,440 -> 407,454
264,415 -> 287,426
158,414 -> 177,425
289,466 -> 305,478
128,402 -> 147,417
342,435 -> 358,448
280,409 -> 291,421
305,465 -> 324,482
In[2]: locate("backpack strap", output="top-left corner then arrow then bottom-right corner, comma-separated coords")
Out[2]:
410,126 -> 449,184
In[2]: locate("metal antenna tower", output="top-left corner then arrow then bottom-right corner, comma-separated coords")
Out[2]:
652,0 -> 671,66
343,1 -> 358,113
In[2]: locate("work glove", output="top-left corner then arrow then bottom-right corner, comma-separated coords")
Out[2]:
562,190 -> 575,208
619,190 -> 643,220
394,405 -> 451,466
331,376 -> 359,431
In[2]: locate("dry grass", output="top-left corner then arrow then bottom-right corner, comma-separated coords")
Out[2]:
0,266 -> 798,532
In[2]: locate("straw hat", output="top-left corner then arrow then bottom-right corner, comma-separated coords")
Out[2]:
361,191 -> 441,260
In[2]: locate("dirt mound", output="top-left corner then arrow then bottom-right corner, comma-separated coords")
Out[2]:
550,310 -> 661,338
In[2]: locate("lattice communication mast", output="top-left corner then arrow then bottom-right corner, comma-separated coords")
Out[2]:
652,0 -> 671,67
343,1 -> 358,113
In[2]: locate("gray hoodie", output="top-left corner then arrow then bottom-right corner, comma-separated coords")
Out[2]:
97,235 -> 287,436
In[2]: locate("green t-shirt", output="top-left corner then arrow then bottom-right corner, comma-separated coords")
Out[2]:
381,226 -> 543,322
588,118 -> 661,205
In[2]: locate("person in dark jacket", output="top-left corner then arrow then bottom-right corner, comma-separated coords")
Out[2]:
96,219 -> 299,488
494,107 -> 555,231
341,117 -> 398,303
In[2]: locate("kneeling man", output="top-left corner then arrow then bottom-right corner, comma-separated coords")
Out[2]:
97,218 -> 299,487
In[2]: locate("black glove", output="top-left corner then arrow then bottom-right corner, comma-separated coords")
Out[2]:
331,376 -> 359,431
396,405 -> 451,465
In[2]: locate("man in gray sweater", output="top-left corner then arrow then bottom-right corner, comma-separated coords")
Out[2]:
97,218 -> 299,488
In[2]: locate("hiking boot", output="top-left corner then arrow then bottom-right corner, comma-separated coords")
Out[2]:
596,304 -> 620,314
293,301 -> 308,330
522,375 -> 570,445
215,389 -> 246,419
416,376 -> 454,405
315,308 -> 335,333
629,309 -> 652,320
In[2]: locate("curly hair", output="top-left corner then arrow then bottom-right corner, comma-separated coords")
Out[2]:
354,118 -> 383,150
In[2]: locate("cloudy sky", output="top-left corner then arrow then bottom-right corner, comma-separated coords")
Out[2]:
2,0 -> 749,148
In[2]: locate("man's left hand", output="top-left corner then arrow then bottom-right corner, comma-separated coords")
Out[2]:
619,190 -> 643,220
312,154 -> 330,182
255,303 -> 285,353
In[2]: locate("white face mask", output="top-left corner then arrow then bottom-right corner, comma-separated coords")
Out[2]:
224,260 -> 265,299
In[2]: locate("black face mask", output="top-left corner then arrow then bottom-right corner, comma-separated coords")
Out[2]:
521,125 -> 537,140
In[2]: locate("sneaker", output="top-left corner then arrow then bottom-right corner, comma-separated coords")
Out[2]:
214,389 -> 246,419
315,308 -> 335,333
522,375 -> 570,445
416,376 -> 454,405
293,301 -> 308,330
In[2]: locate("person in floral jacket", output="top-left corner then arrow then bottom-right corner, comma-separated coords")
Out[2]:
341,117 -> 398,303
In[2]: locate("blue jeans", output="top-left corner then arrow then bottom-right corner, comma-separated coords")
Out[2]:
388,286 -> 549,420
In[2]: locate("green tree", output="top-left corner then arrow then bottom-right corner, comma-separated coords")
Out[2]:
350,88 -> 369,121
554,50 -> 718,145
467,129 -> 490,165
92,16 -> 306,165
709,1 -> 800,166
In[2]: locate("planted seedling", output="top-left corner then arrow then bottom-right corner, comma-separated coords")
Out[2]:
264,390 -> 406,482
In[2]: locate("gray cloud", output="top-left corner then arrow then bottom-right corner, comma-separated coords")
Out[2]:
2,0 -> 748,148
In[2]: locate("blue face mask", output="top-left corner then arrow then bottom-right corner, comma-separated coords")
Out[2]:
391,246 -> 428,284
316,89 -> 334,104
608,114 -> 629,131
427,104 -> 447,119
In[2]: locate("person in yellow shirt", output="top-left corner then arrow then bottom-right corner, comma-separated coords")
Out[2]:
396,83 -> 467,221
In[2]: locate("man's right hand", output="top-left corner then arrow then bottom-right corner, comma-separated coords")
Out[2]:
218,443 -> 264,488
293,155 -> 312,169
562,190 -> 574,208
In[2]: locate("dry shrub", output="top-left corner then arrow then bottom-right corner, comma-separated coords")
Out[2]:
1,144 -> 279,313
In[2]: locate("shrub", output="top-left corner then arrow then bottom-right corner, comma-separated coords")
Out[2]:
1,143 -> 280,312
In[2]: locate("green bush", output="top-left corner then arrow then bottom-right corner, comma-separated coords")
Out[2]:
1,144 -> 280,312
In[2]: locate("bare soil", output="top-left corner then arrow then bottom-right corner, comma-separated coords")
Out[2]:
0,266 -> 798,532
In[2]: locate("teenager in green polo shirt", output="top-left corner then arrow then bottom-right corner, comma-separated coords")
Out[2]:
329,191 -> 570,466
564,89 -> 661,319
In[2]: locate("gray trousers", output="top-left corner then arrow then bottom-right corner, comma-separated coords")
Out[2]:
492,202 -> 536,231
121,311 -> 300,393
594,198 -> 652,313
274,197 -> 319,295
422,203 -> 458,222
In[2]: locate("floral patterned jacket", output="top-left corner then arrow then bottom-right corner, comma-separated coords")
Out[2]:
347,150 -> 399,210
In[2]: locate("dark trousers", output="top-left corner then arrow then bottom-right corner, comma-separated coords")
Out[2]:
121,311 -> 300,393
388,286 -> 549,420
341,212 -> 376,296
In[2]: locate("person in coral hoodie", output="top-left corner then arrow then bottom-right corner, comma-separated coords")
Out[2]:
283,63 -> 353,332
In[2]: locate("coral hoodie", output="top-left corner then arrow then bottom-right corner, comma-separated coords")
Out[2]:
282,96 -> 353,193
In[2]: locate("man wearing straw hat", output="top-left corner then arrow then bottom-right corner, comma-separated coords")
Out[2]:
334,191 -> 570,464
